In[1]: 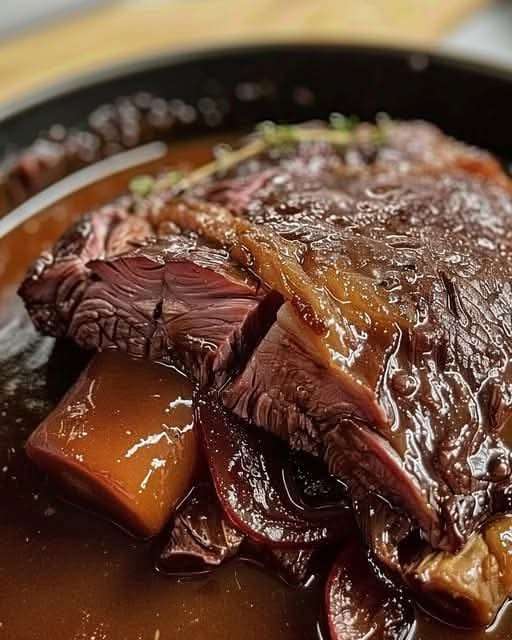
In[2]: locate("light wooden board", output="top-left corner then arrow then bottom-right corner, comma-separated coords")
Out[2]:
0,0 -> 488,104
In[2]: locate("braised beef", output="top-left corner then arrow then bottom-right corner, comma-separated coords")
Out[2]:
216,146 -> 512,552
21,226 -> 281,386
159,479 -> 319,586
19,121 -> 512,560
0,93 -> 195,211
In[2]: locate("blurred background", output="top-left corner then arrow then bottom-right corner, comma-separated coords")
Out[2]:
0,0 -> 511,103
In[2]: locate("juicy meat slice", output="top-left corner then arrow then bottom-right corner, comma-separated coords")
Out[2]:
76,235 -> 281,386
223,303 -> 440,543
21,210 -> 281,386
19,201 -> 151,337
217,164 -> 512,551
159,479 -> 317,585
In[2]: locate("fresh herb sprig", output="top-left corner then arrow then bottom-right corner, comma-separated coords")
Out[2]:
129,115 -> 391,199
129,174 -> 155,198
257,114 -> 387,148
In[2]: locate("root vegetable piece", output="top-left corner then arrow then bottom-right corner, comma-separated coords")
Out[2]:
326,540 -> 413,640
355,491 -> 512,628
197,397 -> 351,548
26,351 -> 197,537
404,515 -> 512,627
159,482 -> 244,575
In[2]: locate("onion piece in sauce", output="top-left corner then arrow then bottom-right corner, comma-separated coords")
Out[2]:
197,396 -> 351,549
326,540 -> 413,640
159,481 -> 244,575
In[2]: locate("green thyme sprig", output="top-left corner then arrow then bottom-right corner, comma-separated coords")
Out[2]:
329,112 -> 359,132
129,115 -> 391,199
175,137 -> 269,192
129,174 -> 155,197
154,170 -> 185,191
256,115 -> 388,148
130,170 -> 184,197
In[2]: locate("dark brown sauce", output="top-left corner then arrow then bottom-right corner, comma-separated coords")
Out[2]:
0,135 -> 510,640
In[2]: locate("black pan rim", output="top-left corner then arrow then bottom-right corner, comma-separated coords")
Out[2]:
1,40 -> 511,124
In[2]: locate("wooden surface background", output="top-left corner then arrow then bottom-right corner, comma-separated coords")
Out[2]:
0,0 -> 488,104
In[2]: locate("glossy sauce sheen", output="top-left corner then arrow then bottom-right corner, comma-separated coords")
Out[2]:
0,136 -> 512,640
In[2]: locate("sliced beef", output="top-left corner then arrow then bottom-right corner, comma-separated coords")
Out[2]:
19,122 -> 512,554
159,480 -> 317,585
73,236 -> 281,386
223,302 -> 443,544
21,211 -> 281,386
19,201 -> 148,337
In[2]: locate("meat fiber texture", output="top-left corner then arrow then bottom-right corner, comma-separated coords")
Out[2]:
19,121 -> 512,557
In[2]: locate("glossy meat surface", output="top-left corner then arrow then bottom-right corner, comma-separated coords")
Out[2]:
197,396 -> 351,548
159,482 -> 244,574
326,539 -> 414,639
211,128 -> 512,551
404,516 -> 512,627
